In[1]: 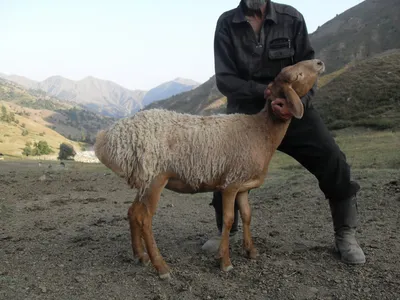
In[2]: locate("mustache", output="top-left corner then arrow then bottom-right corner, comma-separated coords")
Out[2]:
244,0 -> 266,9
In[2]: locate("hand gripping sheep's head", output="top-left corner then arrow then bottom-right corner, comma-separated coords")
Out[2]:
267,59 -> 325,119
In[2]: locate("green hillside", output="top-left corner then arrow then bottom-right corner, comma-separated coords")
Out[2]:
313,49 -> 400,130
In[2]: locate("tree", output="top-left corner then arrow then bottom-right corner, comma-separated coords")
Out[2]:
1,105 -> 7,120
1,105 -> 10,122
33,141 -> 53,155
22,145 -> 32,156
58,143 -> 76,160
21,140 -> 53,156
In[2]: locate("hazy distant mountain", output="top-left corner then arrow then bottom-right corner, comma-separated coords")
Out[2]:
0,74 -> 146,118
0,73 -> 200,118
0,74 -> 38,90
38,75 -> 147,118
143,76 -> 224,115
141,77 -> 199,107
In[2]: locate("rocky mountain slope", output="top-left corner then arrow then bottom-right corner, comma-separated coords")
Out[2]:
309,0 -> 400,74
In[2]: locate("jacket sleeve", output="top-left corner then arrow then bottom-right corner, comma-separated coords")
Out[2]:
293,14 -> 316,108
214,26 -> 267,101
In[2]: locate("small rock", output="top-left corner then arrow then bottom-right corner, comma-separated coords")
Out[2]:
39,175 -> 46,181
310,287 -> 318,294
292,192 -> 302,198
39,285 -> 47,293
166,204 -> 174,208
0,235 -> 12,241
74,276 -> 84,283
269,231 -> 280,237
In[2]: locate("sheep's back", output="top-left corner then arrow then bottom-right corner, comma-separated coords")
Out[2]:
106,109 -> 268,190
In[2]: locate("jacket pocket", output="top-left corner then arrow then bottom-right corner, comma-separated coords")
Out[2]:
267,37 -> 294,60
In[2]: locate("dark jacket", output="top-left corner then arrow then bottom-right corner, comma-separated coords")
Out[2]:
214,1 -> 316,114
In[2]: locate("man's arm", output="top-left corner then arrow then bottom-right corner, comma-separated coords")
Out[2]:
214,27 -> 267,101
292,14 -> 316,108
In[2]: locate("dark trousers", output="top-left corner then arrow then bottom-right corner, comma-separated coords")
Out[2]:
211,105 -> 360,233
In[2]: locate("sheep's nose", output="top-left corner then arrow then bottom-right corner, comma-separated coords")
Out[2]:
317,60 -> 323,66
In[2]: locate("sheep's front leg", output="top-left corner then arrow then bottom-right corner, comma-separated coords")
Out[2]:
218,189 -> 238,272
140,175 -> 171,280
236,191 -> 258,259
128,197 -> 149,265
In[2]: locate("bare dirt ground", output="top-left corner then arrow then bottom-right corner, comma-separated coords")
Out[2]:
1,160 -> 399,300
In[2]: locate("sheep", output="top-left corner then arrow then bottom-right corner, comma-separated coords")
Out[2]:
94,58 -> 325,280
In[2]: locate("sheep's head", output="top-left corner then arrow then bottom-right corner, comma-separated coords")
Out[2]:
267,59 -> 325,119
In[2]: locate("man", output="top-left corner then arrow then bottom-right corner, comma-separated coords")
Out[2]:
201,0 -> 366,265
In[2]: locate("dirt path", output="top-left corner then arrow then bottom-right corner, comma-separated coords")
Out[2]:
1,161 -> 399,299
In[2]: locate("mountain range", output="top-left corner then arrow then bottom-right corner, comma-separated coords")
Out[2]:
1,0 -> 400,125
0,73 -> 199,118
1,0 -> 399,158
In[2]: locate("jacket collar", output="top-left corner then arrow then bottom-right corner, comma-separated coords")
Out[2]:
233,1 -> 278,24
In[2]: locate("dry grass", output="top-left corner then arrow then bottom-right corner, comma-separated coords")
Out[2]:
0,101 -> 82,157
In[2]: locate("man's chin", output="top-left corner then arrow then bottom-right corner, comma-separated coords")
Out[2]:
243,0 -> 267,10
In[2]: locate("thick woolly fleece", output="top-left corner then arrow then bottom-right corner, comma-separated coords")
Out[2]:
94,108 -> 286,198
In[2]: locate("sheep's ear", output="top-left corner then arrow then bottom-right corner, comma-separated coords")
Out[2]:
282,84 -> 304,119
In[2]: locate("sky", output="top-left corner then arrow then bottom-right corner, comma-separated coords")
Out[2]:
0,0 -> 364,91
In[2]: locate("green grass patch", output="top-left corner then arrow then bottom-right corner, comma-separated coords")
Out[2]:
269,128 -> 400,171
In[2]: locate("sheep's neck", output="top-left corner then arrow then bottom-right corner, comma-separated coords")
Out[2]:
258,99 -> 292,150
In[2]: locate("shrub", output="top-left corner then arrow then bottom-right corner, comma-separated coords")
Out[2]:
22,146 -> 32,156
58,143 -> 76,160
354,118 -> 396,130
327,120 -> 353,130
32,141 -> 53,155
22,140 -> 53,156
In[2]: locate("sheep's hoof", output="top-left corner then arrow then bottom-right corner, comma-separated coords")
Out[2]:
135,254 -> 150,266
246,248 -> 259,260
159,272 -> 172,280
221,264 -> 234,272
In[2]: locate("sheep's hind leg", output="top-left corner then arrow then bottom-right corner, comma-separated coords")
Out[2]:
218,189 -> 238,272
236,191 -> 258,259
140,175 -> 171,280
128,196 -> 149,265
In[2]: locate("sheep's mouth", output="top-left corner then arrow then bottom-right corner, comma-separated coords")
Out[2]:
317,64 -> 326,74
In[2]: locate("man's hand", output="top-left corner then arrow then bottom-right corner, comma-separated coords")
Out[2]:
264,88 -> 292,120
